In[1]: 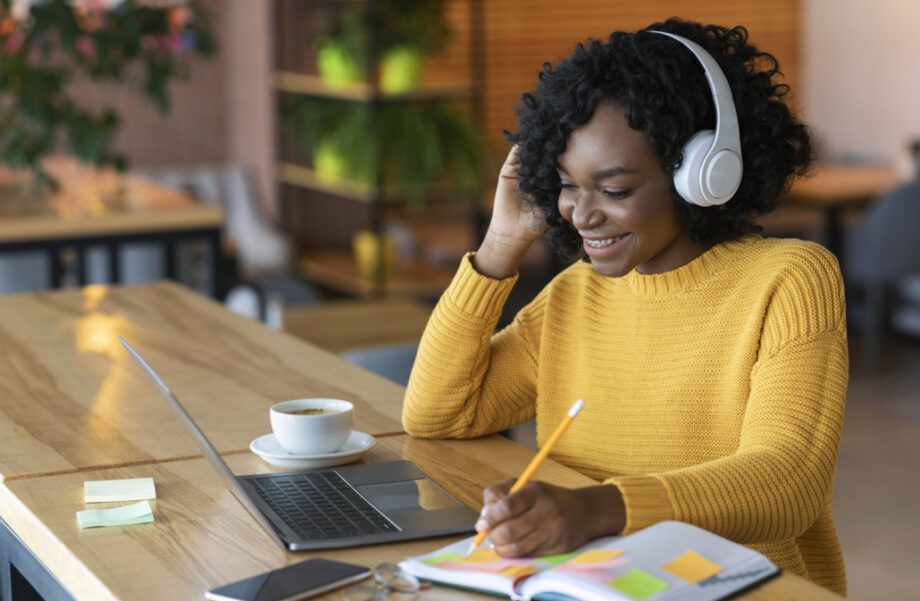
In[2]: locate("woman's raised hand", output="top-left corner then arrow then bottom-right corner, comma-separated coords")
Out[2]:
473,146 -> 549,279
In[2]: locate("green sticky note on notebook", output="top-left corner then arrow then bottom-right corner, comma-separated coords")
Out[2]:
84,477 -> 156,503
422,552 -> 466,565
541,550 -> 580,566
609,568 -> 669,600
76,500 -> 154,529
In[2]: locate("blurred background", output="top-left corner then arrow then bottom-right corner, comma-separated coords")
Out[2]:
0,1 -> 917,598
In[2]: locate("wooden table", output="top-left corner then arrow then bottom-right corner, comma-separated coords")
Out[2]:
781,163 -> 900,258
0,437 -> 842,601
0,284 -> 843,601
0,158 -> 224,292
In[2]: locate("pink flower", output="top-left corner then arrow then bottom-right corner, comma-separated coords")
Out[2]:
75,35 -> 96,58
140,33 -> 186,55
164,34 -> 182,53
4,30 -> 25,54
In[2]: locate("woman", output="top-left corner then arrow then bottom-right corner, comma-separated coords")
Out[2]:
402,18 -> 847,594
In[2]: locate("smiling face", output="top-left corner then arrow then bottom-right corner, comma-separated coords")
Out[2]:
556,102 -> 707,277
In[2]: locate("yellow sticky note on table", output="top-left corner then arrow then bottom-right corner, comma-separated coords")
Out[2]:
84,477 -> 156,503
76,500 -> 154,529
661,550 -> 722,583
569,549 -> 625,564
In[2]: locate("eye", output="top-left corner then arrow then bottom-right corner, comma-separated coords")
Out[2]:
602,188 -> 632,199
559,181 -> 578,191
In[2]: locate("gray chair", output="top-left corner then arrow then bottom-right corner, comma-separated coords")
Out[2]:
139,164 -> 320,322
0,253 -> 49,295
340,342 -> 419,387
845,179 -> 920,368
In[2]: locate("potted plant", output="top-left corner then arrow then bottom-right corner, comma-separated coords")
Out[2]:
288,96 -> 486,205
314,0 -> 449,93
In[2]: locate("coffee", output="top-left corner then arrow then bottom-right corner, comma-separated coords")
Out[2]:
285,408 -> 338,416
270,398 -> 355,455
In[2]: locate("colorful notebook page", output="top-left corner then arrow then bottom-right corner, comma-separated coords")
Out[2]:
540,550 -> 580,566
422,549 -> 538,579
608,568 -> 669,600
568,549 -> 625,564
661,550 -> 722,584
551,548 -> 630,585
418,546 -> 592,581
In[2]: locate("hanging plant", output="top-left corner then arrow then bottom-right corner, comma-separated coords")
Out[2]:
0,0 -> 216,192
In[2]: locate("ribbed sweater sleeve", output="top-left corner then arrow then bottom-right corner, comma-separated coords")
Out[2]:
607,250 -> 848,544
402,253 -> 542,438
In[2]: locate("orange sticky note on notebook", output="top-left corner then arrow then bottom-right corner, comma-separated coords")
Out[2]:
661,550 -> 722,583
569,549 -> 625,564
466,548 -> 502,563
499,564 -> 536,579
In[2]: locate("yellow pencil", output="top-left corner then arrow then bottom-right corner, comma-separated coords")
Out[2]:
467,399 -> 585,555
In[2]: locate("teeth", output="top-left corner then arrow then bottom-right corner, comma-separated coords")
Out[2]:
585,234 -> 626,248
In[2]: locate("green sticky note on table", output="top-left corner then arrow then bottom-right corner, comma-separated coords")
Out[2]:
84,477 -> 156,503
77,500 -> 154,529
609,568 -> 669,600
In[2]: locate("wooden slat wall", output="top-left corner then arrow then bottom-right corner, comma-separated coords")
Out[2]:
424,0 -> 801,149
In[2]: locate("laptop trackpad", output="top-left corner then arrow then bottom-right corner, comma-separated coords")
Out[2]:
356,479 -> 462,512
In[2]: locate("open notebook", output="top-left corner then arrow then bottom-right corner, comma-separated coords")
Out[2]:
399,521 -> 780,601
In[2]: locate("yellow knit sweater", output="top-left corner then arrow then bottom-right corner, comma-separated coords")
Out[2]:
403,235 -> 848,594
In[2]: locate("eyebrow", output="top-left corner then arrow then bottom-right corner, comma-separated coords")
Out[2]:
556,164 -> 639,179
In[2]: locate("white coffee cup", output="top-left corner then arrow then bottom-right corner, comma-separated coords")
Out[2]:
270,398 -> 355,455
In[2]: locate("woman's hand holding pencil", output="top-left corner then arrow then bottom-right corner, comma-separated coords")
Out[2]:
469,399 -> 627,558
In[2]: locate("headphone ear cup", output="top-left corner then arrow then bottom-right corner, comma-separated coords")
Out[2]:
673,130 -> 715,206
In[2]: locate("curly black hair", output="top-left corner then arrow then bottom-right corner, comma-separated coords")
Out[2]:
505,18 -> 814,260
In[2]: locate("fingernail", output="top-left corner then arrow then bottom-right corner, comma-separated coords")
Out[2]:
475,518 -> 488,532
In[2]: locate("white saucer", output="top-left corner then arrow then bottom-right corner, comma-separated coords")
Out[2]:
249,431 -> 376,469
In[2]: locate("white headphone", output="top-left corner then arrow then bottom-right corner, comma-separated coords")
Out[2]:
650,31 -> 743,207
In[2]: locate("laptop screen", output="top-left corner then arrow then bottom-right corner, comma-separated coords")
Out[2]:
119,337 -> 286,547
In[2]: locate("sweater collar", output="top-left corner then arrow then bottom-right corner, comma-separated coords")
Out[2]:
597,235 -> 757,296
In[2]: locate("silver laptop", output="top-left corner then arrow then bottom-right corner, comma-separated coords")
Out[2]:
119,337 -> 477,551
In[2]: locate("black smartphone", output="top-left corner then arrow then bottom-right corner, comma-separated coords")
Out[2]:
204,558 -> 371,601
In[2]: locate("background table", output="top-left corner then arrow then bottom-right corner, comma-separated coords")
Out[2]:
0,282 -> 406,481
780,163 -> 900,259
0,158 -> 224,292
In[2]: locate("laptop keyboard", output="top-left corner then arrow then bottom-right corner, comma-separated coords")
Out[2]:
248,471 -> 398,540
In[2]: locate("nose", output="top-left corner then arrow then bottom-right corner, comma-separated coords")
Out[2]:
560,191 -> 605,230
